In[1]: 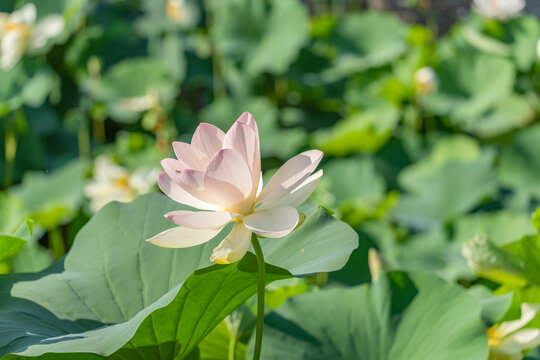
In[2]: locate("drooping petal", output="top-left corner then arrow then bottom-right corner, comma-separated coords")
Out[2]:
157,172 -> 220,211
210,223 -> 252,264
243,205 -> 299,238
172,141 -> 206,171
223,118 -> 260,190
11,3 -> 36,25
257,150 -> 323,204
165,210 -> 234,229
30,15 -> 64,49
508,328 -> 540,350
205,149 -> 253,199
258,170 -> 322,210
191,123 -> 225,159
146,226 -> 221,248
498,303 -> 540,337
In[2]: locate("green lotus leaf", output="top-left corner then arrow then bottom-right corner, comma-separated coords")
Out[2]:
255,271 -> 488,360
0,193 -> 357,359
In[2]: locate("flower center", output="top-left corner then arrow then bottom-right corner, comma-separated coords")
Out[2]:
114,177 -> 130,189
487,325 -> 503,347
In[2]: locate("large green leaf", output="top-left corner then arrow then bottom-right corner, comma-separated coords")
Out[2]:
421,51 -> 516,132
211,0 -> 309,76
312,101 -> 399,156
322,11 -> 409,81
392,136 -> 497,230
12,160 -> 85,230
498,124 -> 540,199
0,193 -> 357,359
255,272 -> 489,359
453,210 -> 536,246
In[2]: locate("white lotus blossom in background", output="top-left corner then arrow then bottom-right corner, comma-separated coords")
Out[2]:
414,66 -> 438,95
488,303 -> 540,360
536,38 -> 540,60
84,155 -> 159,213
166,0 -> 188,24
0,4 -> 64,71
147,112 -> 323,264
473,0 -> 526,21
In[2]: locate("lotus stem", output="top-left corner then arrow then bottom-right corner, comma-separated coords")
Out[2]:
251,233 -> 265,360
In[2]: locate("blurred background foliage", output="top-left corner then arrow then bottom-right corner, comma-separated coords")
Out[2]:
1,0 -> 540,334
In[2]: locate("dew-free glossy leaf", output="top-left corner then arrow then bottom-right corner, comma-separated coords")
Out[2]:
0,193 -> 357,359
256,272 -> 489,360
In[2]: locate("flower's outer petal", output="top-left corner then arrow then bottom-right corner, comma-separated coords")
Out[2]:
31,15 -> 64,49
165,210 -> 234,229
205,149 -> 253,198
224,113 -> 261,191
11,3 -> 36,24
498,303 -> 540,337
243,205 -> 299,238
172,141 -> 206,171
1,30 -> 25,71
258,170 -> 322,210
257,150 -> 323,204
158,172 -> 220,211
210,223 -> 252,264
191,123 -> 225,159
161,158 -> 185,182
146,226 -> 221,248
508,329 -> 540,350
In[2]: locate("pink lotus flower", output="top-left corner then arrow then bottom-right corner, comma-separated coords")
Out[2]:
147,112 -> 323,264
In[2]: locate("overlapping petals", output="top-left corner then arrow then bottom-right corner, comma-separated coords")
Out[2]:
147,112 -> 323,264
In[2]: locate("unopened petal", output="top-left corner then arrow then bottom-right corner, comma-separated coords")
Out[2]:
146,226 -> 220,248
210,223 -> 252,264
237,112 -> 258,135
243,205 -> 299,238
258,150 -> 323,205
258,170 -> 322,210
223,117 -> 261,191
157,172 -> 220,211
191,123 -> 225,159
165,210 -> 233,229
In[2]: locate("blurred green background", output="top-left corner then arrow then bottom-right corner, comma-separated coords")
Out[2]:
1,0 -> 540,288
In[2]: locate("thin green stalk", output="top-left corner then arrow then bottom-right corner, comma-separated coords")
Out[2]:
78,125 -> 91,161
228,334 -> 237,360
4,118 -> 17,189
49,227 -> 65,260
251,233 -> 265,360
